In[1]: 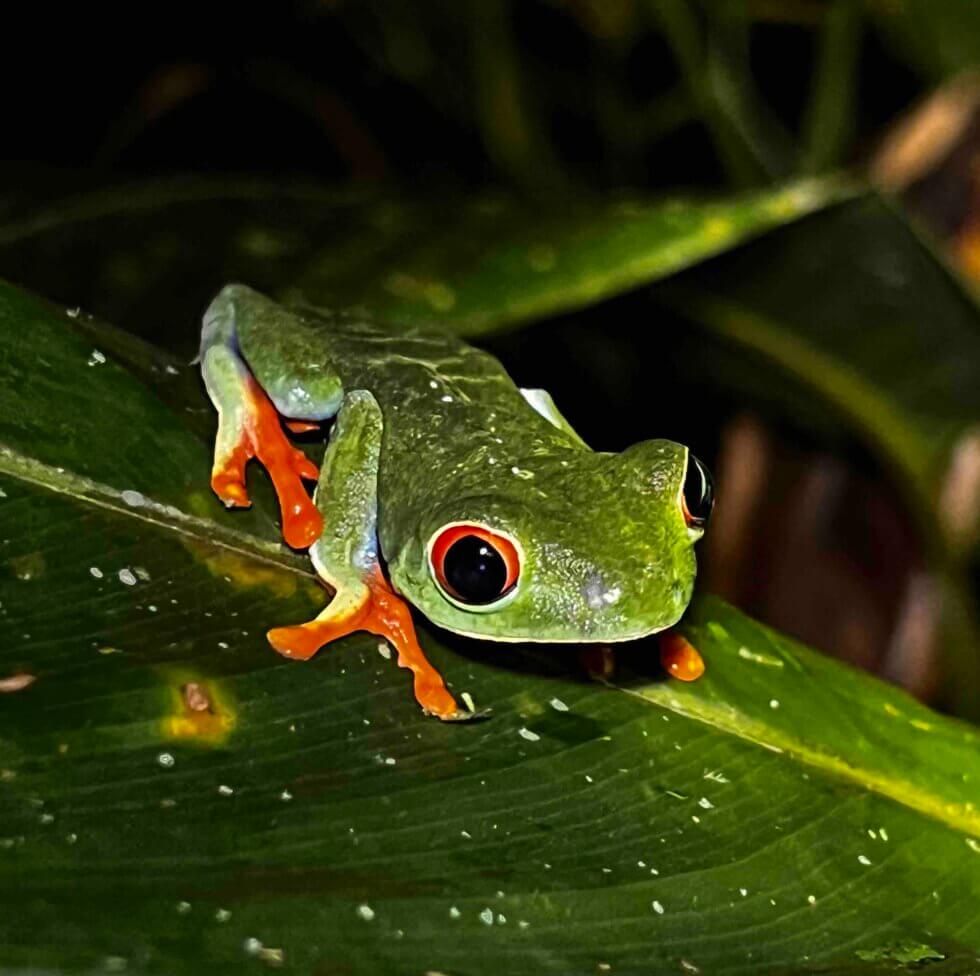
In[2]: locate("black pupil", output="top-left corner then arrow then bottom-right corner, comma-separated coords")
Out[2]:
443,535 -> 509,604
684,454 -> 714,526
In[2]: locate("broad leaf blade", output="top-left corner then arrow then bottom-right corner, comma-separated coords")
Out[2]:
1,286 -> 980,974
0,177 -> 850,352
295,179 -> 851,336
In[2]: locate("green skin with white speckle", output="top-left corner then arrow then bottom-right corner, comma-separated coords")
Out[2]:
200,284 -> 702,645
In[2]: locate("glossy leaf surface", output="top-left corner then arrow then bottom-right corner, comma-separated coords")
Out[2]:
0,177 -> 849,352
1,284 -> 979,975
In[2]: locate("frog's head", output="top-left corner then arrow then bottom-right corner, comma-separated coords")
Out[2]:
387,440 -> 713,643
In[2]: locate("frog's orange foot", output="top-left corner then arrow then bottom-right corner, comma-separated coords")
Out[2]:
284,420 -> 321,435
211,376 -> 323,549
362,572 -> 462,719
267,570 -> 467,720
268,618 -> 360,661
659,632 -> 705,681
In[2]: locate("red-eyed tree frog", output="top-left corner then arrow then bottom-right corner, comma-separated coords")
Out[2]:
200,285 -> 714,720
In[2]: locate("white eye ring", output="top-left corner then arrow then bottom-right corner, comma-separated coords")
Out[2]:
426,520 -> 524,613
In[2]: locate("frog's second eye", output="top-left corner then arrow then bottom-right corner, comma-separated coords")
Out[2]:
429,524 -> 521,607
682,453 -> 714,529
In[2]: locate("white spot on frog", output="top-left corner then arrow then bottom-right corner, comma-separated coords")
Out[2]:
118,568 -> 137,586
87,350 -> 106,366
356,905 -> 375,921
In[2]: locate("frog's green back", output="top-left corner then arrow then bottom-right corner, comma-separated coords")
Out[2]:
282,311 -> 587,528
236,298 -> 702,644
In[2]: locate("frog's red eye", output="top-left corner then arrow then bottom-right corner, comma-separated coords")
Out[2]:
682,453 -> 714,529
429,524 -> 521,606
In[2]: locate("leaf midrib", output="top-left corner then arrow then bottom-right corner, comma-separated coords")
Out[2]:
0,442 -> 313,579
8,438 -> 977,845
611,678 -> 980,840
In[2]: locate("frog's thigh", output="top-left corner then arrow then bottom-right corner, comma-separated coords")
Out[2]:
200,285 -> 326,547
268,391 -> 464,720
217,283 -> 344,420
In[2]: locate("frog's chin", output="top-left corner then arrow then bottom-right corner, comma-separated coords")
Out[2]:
427,620 -> 674,644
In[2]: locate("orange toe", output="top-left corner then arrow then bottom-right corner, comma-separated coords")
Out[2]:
362,570 -> 460,718
228,376 -> 324,549
268,568 -> 461,718
285,420 -> 321,434
659,632 -> 705,681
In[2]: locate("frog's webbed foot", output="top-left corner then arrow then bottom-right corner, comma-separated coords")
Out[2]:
658,631 -> 705,681
209,369 -> 323,550
268,569 -> 471,721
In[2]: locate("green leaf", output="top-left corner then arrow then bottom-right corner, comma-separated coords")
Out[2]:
2,281 -> 980,974
867,0 -> 980,81
0,177 -> 850,352
0,179 -> 381,355
296,178 -> 851,336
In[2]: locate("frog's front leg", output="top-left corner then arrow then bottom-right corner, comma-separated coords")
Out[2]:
200,285 -> 342,549
266,390 -> 467,721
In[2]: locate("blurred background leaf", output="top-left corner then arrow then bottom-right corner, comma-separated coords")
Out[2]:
0,177 -> 848,350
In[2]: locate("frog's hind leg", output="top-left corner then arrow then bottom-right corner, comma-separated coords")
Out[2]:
267,390 -> 468,721
200,284 -> 343,549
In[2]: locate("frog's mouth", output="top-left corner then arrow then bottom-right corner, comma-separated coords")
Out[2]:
428,620 -> 674,645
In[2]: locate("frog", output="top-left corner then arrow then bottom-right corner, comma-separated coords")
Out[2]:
200,284 -> 714,720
